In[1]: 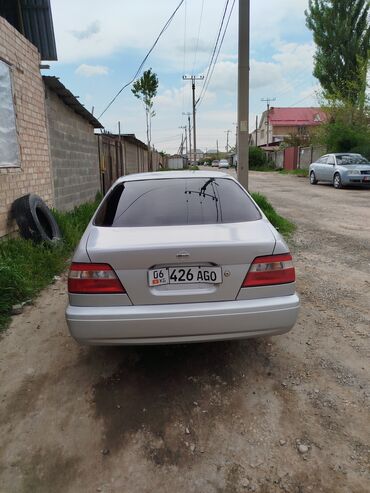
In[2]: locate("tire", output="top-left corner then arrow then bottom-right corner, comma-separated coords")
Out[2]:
333,173 -> 343,189
11,194 -> 62,244
310,171 -> 318,185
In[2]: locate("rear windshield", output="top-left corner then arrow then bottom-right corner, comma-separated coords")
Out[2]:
95,177 -> 261,227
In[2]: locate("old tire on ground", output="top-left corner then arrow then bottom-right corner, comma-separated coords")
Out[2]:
11,194 -> 62,244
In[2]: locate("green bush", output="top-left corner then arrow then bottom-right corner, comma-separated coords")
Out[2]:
0,197 -> 101,331
249,146 -> 267,168
350,144 -> 370,160
322,121 -> 369,152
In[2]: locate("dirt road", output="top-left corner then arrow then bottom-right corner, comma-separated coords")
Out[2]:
1,172 -> 369,493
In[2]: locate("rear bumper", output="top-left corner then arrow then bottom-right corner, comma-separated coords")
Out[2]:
66,294 -> 300,345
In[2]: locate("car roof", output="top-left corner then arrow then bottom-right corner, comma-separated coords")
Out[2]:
327,153 -> 362,157
115,170 -> 231,183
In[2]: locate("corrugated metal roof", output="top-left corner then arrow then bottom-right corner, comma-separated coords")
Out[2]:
268,107 -> 327,127
0,0 -> 57,60
43,76 -> 103,128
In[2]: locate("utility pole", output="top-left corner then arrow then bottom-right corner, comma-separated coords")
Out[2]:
183,112 -> 192,165
183,75 -> 204,163
216,139 -> 219,159
261,97 -> 276,146
178,134 -> 185,156
237,0 -> 250,189
255,115 -> 258,147
225,130 -> 231,152
179,126 -> 188,158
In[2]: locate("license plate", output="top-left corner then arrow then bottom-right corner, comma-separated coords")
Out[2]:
148,266 -> 223,286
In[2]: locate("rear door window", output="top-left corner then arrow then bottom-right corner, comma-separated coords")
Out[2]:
95,178 -> 261,227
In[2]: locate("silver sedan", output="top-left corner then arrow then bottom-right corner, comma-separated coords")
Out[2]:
309,153 -> 370,189
66,171 -> 299,345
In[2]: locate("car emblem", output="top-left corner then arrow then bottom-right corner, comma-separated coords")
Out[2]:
176,251 -> 190,258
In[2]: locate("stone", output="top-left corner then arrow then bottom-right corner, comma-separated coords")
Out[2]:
11,304 -> 23,315
241,478 -> 250,488
279,439 -> 286,446
298,444 -> 309,454
101,448 -> 110,455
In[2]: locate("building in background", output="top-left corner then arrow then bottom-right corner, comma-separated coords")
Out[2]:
250,107 -> 327,148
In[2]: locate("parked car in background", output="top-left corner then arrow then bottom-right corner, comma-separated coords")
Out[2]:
309,153 -> 370,189
66,171 -> 299,345
211,160 -> 219,167
218,159 -> 230,169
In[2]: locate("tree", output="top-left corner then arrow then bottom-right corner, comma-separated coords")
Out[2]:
131,69 -> 159,150
314,98 -> 370,152
305,0 -> 370,107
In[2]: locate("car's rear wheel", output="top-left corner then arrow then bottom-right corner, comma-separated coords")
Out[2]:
333,173 -> 343,189
310,171 -> 318,185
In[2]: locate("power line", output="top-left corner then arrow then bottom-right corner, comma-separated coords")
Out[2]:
197,0 -> 230,105
290,91 -> 318,107
181,0 -> 188,119
98,0 -> 186,120
197,0 -> 236,108
192,0 -> 205,72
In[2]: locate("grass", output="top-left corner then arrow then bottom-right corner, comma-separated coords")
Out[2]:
279,168 -> 309,177
250,165 -> 279,172
251,192 -> 296,238
0,196 -> 101,331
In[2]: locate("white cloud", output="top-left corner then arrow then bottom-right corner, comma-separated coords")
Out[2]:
272,42 -> 315,73
75,64 -> 109,77
71,20 -> 100,40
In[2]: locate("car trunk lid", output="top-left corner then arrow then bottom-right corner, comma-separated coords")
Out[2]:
86,220 -> 276,305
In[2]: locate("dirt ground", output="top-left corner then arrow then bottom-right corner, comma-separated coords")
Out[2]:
0,171 -> 369,493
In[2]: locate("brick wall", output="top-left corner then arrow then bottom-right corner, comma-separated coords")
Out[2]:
44,87 -> 100,211
0,17 -> 53,237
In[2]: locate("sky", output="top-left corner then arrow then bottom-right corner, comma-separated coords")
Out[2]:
47,0 -> 320,154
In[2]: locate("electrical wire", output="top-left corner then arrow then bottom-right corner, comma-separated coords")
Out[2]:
196,0 -> 230,105
197,0 -> 236,108
181,0 -> 188,120
290,91 -> 318,107
98,0 -> 186,120
192,0 -> 205,73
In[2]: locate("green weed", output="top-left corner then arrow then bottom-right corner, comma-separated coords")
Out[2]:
0,197 -> 101,331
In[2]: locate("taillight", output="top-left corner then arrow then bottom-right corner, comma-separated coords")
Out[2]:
68,263 -> 125,294
242,254 -> 295,287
